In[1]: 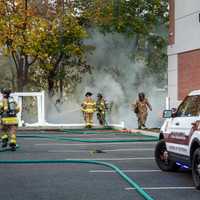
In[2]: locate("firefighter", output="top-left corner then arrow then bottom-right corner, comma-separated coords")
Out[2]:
132,92 -> 152,129
96,93 -> 108,126
0,89 -> 20,151
81,92 -> 96,128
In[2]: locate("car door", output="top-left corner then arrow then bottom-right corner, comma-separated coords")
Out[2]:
166,95 -> 200,156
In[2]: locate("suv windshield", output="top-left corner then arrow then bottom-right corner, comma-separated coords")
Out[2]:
176,95 -> 200,117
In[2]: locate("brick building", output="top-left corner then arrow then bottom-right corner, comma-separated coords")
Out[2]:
168,0 -> 200,107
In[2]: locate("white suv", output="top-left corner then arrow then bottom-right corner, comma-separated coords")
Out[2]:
155,90 -> 200,189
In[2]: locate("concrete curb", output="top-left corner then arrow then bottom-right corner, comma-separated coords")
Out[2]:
128,129 -> 159,137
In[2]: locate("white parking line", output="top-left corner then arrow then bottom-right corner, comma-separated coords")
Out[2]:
35,142 -> 156,146
89,169 -> 161,173
65,157 -> 154,161
48,150 -> 89,153
48,148 -> 153,153
104,148 -> 153,152
53,137 -> 146,140
125,186 -> 196,190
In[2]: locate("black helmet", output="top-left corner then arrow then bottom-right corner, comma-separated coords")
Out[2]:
97,93 -> 103,98
2,88 -> 11,97
85,92 -> 93,97
138,92 -> 145,100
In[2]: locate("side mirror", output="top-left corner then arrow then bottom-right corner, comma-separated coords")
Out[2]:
171,108 -> 177,114
163,110 -> 173,118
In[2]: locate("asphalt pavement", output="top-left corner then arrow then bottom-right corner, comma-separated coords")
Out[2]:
0,130 -> 199,200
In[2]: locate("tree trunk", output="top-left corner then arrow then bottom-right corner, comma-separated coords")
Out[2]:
16,58 -> 29,92
48,71 -> 56,96
47,54 -> 64,96
17,77 -> 24,92
59,79 -> 63,98
16,69 -> 28,92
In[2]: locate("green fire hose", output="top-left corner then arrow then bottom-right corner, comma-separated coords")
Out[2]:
17,134 -> 158,143
0,133 -> 158,200
0,159 -> 155,200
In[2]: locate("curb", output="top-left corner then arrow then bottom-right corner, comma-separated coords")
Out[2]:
128,129 -> 159,137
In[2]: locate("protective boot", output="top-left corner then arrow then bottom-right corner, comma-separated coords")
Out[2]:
141,124 -> 147,130
1,134 -> 8,148
9,134 -> 16,151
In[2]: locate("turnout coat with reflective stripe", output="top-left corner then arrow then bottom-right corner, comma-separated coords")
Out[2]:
0,98 -> 20,125
81,99 -> 96,113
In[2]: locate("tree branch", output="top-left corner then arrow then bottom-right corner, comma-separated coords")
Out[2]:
51,53 -> 64,73
55,53 -> 64,70
11,51 -> 19,71
28,56 -> 38,66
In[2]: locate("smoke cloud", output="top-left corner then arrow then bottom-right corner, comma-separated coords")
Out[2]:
44,30 -> 166,128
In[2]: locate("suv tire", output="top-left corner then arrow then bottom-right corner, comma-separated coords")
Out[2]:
155,139 -> 178,171
192,148 -> 200,190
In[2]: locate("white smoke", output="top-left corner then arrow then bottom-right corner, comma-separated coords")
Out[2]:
44,30 -> 166,128
74,31 -> 166,128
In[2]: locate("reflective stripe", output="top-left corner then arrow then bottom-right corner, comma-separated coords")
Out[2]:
9,134 -> 16,144
82,99 -> 96,113
86,123 -> 93,126
2,117 -> 18,125
1,134 -> 8,140
10,139 -> 16,144
84,102 -> 96,106
11,134 -> 16,139
86,109 -> 95,112
82,109 -> 93,112
82,109 -> 95,113
83,100 -> 95,104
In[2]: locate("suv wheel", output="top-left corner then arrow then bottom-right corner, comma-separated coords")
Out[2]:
155,139 -> 178,171
192,148 -> 200,189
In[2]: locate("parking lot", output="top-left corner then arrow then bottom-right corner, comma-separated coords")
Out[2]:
0,129 -> 199,200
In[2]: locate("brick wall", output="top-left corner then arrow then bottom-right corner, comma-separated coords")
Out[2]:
178,49 -> 200,100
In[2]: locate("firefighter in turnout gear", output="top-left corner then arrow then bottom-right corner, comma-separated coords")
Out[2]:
132,92 -> 152,129
96,93 -> 108,126
81,92 -> 96,128
0,89 -> 20,151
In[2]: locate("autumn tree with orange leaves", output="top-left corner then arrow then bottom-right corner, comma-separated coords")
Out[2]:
0,0 -> 89,94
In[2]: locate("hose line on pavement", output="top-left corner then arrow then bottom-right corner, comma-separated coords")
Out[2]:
0,134 -> 157,200
17,134 -> 158,143
0,159 -> 154,200
63,129 -> 157,138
